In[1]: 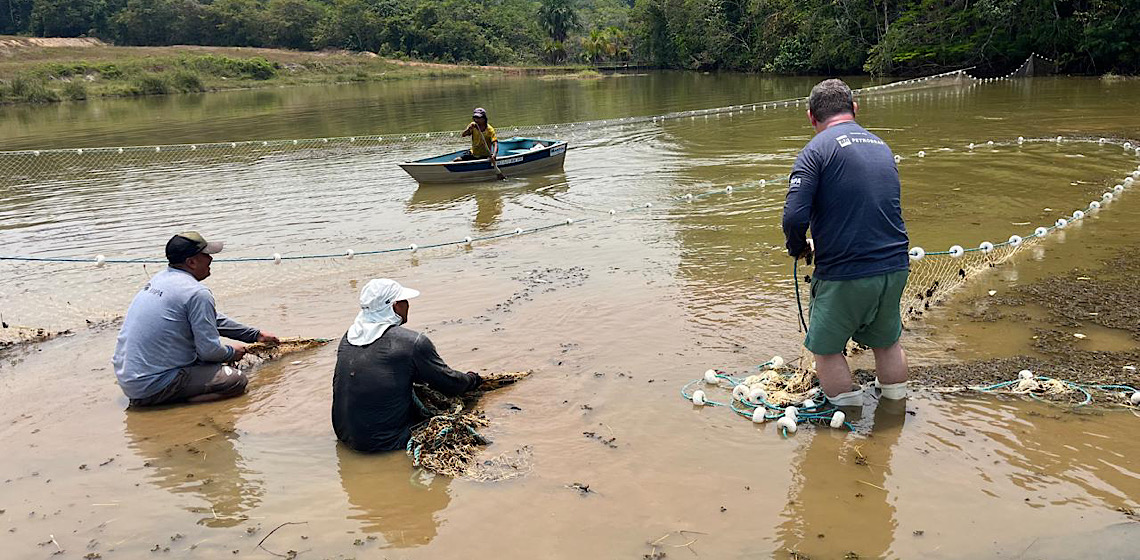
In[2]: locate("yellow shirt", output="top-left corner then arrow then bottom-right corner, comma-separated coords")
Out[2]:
470,124 -> 497,157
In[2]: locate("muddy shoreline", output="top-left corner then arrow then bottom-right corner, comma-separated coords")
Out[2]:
896,249 -> 1140,389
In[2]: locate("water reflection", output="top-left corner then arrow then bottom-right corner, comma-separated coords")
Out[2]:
407,172 -> 570,230
336,445 -> 451,547
777,399 -> 907,558
123,403 -> 263,528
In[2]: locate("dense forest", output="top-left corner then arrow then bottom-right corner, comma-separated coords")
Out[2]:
1,0 -> 1136,75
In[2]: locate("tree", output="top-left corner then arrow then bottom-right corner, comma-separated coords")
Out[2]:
537,0 -> 581,61
264,0 -> 326,50
30,0 -> 106,37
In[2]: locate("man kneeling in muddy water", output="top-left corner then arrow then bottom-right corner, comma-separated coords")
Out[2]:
112,232 -> 278,407
782,79 -> 910,406
332,278 -> 482,453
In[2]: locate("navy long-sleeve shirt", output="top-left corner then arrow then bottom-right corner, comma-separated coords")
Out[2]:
332,326 -> 479,452
782,121 -> 909,280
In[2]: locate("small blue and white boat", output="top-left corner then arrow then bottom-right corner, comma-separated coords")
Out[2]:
399,137 -> 567,183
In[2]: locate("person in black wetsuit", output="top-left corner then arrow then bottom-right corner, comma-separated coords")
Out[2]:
332,278 -> 481,452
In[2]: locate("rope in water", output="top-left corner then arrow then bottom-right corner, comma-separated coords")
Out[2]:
0,65 -> 981,161
966,373 -> 1139,408
2,135 -> 1135,266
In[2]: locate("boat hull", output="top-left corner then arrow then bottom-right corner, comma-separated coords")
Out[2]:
398,138 -> 567,184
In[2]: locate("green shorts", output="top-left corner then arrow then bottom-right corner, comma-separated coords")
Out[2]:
805,269 -> 908,355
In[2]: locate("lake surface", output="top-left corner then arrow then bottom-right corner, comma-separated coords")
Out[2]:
1,73 -> 1139,559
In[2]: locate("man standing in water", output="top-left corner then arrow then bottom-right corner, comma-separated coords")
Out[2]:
456,107 -> 498,163
112,232 -> 278,406
332,278 -> 482,452
781,79 -> 910,406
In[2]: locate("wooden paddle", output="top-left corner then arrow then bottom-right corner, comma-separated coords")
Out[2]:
477,126 -> 506,180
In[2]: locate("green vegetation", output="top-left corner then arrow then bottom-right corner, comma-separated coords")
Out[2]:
0,43 -> 522,103
0,0 -> 1135,88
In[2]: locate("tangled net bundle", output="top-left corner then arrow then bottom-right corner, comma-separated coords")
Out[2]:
407,371 -> 533,481
236,337 -> 331,368
930,373 -> 1140,409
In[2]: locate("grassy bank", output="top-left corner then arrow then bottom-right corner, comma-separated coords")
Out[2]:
0,38 -> 596,104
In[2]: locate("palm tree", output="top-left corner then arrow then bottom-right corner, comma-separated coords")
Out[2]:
581,29 -> 606,63
537,0 -> 580,46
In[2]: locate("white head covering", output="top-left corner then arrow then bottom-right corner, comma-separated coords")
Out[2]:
347,279 -> 421,346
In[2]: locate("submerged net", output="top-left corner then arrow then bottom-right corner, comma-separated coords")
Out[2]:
406,371 -> 532,481
235,337 -> 331,369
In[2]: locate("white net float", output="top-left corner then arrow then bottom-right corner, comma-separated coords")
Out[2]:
1056,136 -> 1063,142
644,202 -> 652,208
801,399 -> 817,409
830,411 -> 846,429
272,253 -> 282,265
464,236 -> 473,244
1017,136 -> 1025,144
1132,392 -> 1140,406
1019,369 -> 1033,380
684,193 -> 693,201
759,179 -> 766,187
784,406 -> 798,419
1115,184 -> 1125,193
748,387 -> 768,405
346,249 -> 354,259
691,390 -> 706,406
513,228 -> 523,235
1073,210 -> 1085,220
704,369 -> 718,384
987,140 -> 994,146
949,245 -> 965,258
918,150 -> 926,158
609,209 -> 616,215
1055,218 -> 1068,229
1089,200 -> 1101,210
95,255 -> 106,267
1099,138 -> 1107,144
1125,177 -> 1134,186
909,247 -> 926,261
1034,227 -> 1048,237
775,416 -> 797,434
566,218 -> 574,225
725,186 -> 733,193
894,155 -> 901,163
1102,192 -> 1114,202
769,355 -> 785,369
979,241 -> 994,253
1133,170 -> 1140,179
1009,235 -> 1023,247
732,384 -> 749,401
968,143 -> 975,150
751,407 -> 765,423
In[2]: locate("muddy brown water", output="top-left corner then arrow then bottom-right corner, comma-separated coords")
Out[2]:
2,75 -> 1139,558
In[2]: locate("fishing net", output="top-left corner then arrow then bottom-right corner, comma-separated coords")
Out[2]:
900,238 -> 1038,325
406,371 -> 533,481
235,337 -> 332,369
0,65 -> 977,186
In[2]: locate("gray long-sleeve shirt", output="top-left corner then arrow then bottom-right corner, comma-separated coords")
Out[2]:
332,326 -> 479,452
111,267 -> 260,399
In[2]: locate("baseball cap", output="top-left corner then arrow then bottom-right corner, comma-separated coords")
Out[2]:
473,107 -> 487,118
165,231 -> 224,264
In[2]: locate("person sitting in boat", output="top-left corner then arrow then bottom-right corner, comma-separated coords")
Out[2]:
112,232 -> 278,407
455,107 -> 498,163
332,278 -> 482,452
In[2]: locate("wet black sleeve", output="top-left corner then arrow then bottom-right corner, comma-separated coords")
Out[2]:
411,334 -> 479,396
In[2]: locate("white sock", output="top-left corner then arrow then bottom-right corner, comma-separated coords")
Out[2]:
828,386 -> 864,407
879,381 -> 907,400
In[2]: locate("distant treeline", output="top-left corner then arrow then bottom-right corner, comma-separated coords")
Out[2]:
1,0 -> 1136,74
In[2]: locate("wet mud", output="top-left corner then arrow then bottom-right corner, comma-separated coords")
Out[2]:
904,249 -> 1140,389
